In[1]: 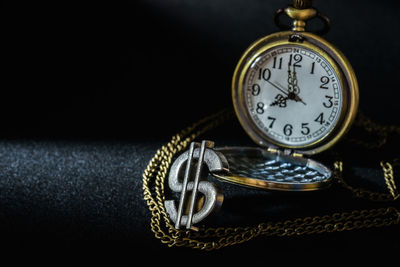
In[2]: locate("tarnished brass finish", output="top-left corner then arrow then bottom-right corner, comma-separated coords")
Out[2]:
232,31 -> 359,155
285,6 -> 316,32
292,0 -> 313,9
274,1 -> 330,35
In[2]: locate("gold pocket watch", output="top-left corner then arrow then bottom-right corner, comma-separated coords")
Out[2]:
216,0 -> 359,191
232,0 -> 358,155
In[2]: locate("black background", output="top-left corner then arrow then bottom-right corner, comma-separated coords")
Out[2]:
2,0 -> 400,264
3,0 -> 400,140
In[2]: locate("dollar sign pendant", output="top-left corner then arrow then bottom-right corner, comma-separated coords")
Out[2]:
164,140 -> 227,230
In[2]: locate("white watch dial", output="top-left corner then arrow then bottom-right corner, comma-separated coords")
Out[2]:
244,44 -> 343,147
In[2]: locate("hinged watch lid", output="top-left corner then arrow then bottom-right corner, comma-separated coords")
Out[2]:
212,146 -> 332,191
163,141 -> 333,231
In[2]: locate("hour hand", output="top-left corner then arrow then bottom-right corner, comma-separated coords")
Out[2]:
270,94 -> 288,107
276,81 -> 307,105
294,95 -> 307,105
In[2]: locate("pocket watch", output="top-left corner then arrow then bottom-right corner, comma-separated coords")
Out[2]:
212,0 -> 360,191
232,0 -> 359,156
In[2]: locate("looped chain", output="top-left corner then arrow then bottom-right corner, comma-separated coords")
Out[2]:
334,161 -> 399,202
142,109 -> 400,250
380,162 -> 399,200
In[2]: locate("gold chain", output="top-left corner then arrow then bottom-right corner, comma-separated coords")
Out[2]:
142,109 -> 400,251
333,110 -> 400,201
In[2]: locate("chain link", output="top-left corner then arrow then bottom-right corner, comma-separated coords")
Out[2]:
142,109 -> 400,250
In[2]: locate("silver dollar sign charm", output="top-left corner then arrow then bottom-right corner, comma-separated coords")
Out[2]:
164,140 -> 228,230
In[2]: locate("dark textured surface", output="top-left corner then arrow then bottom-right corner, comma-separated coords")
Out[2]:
0,140 -> 162,262
0,140 -> 155,235
0,121 -> 398,263
2,0 -> 400,263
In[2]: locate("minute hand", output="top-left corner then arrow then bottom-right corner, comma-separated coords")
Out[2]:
276,81 -> 307,106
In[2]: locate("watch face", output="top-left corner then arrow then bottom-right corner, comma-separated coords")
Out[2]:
243,44 -> 343,148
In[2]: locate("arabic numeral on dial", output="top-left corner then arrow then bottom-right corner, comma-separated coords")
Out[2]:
314,112 -> 325,125
256,102 -> 265,114
283,124 -> 293,136
320,76 -> 330,89
310,62 -> 315,74
289,54 -> 302,67
323,95 -> 333,108
301,123 -> 310,135
273,57 -> 283,69
258,68 -> 271,81
267,116 -> 276,128
251,84 -> 261,96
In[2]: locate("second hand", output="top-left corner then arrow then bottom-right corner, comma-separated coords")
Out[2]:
266,80 -> 289,96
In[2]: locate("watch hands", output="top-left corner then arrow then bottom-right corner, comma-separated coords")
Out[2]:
270,93 -> 288,107
265,64 -> 307,107
289,69 -> 300,94
276,81 -> 307,106
286,64 -> 307,106
265,80 -> 289,96
276,81 -> 289,93
295,95 -> 307,106
265,80 -> 295,107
